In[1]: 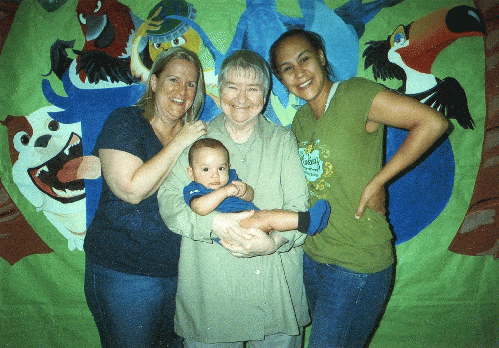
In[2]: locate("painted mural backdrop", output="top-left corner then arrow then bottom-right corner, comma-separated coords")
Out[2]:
0,0 -> 497,346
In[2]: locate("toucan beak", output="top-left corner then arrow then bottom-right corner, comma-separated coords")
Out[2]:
397,5 -> 485,74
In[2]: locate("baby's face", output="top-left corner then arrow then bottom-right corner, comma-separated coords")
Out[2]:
188,147 -> 230,190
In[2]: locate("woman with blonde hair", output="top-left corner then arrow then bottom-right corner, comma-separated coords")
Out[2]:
84,47 -> 206,347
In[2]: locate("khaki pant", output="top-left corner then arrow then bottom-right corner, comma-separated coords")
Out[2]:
184,331 -> 303,348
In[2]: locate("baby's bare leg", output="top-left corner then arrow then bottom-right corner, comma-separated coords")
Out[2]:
239,209 -> 298,233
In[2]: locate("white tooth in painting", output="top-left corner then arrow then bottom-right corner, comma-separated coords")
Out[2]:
37,165 -> 49,176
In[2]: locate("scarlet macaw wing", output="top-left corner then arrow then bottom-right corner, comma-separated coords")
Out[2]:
73,50 -> 140,85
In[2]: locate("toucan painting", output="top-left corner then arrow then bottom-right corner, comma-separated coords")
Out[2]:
363,5 -> 485,129
362,5 -> 485,244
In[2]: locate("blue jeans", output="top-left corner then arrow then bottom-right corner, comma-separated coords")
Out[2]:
84,258 -> 183,347
303,253 -> 393,348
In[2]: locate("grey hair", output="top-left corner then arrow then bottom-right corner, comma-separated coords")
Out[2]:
217,50 -> 271,99
137,47 -> 205,122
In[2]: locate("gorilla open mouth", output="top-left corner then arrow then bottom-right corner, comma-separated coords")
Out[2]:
28,133 -> 85,204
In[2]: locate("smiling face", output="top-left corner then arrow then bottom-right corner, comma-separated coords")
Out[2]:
274,35 -> 331,106
220,67 -> 265,128
3,107 -> 87,207
187,146 -> 230,190
150,58 -> 198,123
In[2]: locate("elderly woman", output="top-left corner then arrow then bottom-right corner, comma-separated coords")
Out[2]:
83,47 -> 207,347
158,50 -> 310,347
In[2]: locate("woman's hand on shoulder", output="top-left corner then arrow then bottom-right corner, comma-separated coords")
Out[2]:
172,120 -> 207,149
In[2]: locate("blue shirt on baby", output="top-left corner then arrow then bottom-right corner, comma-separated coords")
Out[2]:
183,169 -> 260,213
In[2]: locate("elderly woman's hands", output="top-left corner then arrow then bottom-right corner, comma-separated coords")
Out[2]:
212,211 -> 288,257
219,227 -> 288,257
212,211 -> 255,242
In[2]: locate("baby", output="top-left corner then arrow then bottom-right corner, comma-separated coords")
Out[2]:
184,138 -> 331,236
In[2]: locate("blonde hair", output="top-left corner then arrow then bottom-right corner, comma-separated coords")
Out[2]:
137,47 -> 205,122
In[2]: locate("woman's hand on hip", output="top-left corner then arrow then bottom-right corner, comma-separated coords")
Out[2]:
355,180 -> 386,219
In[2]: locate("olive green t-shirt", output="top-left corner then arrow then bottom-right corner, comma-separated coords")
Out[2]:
292,77 -> 394,273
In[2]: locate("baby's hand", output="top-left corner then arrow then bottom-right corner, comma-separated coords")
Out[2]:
224,183 -> 240,197
231,181 -> 247,198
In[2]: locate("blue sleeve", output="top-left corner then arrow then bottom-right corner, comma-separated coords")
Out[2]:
183,181 -> 211,206
92,107 -> 147,160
